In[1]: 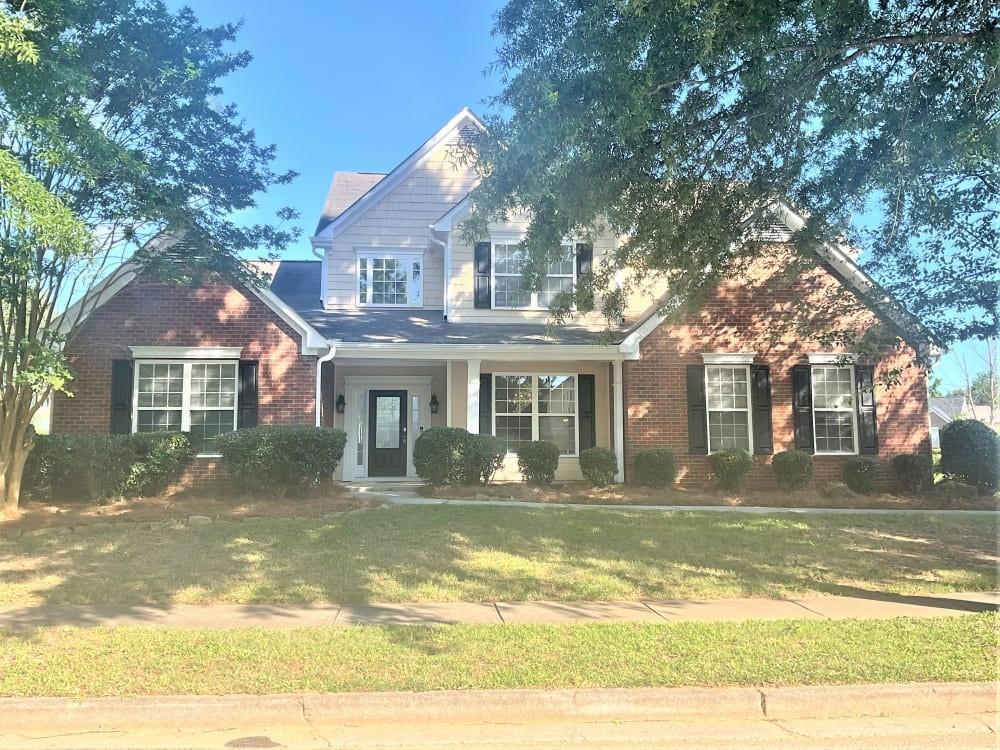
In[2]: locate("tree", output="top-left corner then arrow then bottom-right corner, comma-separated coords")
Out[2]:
0,0 -> 298,514
466,0 -> 998,352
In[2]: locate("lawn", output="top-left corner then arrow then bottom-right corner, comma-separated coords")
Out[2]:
1,506 -> 995,606
0,615 -> 993,696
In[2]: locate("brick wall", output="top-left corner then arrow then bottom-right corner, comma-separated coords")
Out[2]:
53,273 -> 318,479
623,251 -> 930,490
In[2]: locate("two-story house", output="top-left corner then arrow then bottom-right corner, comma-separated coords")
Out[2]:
52,108 -> 932,488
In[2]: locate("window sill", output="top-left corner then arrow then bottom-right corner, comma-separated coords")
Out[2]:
195,453 -> 223,459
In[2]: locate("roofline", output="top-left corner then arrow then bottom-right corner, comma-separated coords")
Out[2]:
331,341 -> 625,361
313,172 -> 388,236
311,108 -> 486,245
929,402 -> 957,422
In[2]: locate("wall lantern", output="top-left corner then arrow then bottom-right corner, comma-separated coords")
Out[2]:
429,394 -> 440,414
335,394 -> 346,414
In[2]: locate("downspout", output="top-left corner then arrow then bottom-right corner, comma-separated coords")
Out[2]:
428,230 -> 449,319
311,242 -> 327,309
315,345 -> 337,427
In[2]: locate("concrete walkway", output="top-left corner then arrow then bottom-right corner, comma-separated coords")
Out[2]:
0,591 -> 995,631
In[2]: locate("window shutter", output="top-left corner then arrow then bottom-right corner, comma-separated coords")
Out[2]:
474,241 -> 491,309
750,365 -> 773,455
575,243 -> 594,309
479,373 -> 492,435
686,364 -> 708,455
109,359 -> 133,435
792,364 -> 814,453
856,364 -> 878,455
238,360 -> 259,429
578,373 -> 596,451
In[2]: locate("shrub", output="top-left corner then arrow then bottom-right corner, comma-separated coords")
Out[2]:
890,453 -> 934,495
216,426 -> 346,495
22,434 -> 131,503
516,440 -> 560,485
934,479 -> 979,501
123,432 -> 196,496
771,450 -> 813,490
632,449 -> 677,488
460,434 -> 507,485
939,419 -> 1000,495
412,427 -> 472,485
821,481 -> 855,499
580,447 -> 618,487
843,456 -> 879,494
710,449 -> 754,491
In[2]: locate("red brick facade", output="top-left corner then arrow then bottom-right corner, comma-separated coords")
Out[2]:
623,252 -> 930,490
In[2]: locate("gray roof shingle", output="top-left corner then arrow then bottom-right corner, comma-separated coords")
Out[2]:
314,171 -> 386,234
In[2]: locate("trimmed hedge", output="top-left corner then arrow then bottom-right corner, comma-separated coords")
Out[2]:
216,426 -> 346,495
939,419 -> 999,495
843,456 -> 879,494
771,450 -> 813,490
710,449 -> 754,491
461,434 -> 507,485
579,447 -> 618,487
632,449 -> 677,488
413,427 -> 473,485
934,479 -> 979,501
516,441 -> 560,485
890,453 -> 933,495
124,432 -> 197,497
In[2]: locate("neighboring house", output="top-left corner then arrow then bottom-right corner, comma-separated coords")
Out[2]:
929,396 -> 968,449
52,108 -> 932,488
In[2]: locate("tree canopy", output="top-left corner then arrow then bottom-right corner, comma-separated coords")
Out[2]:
467,0 -> 999,350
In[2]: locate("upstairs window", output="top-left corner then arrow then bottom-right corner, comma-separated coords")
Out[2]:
492,242 -> 575,310
357,250 -> 422,306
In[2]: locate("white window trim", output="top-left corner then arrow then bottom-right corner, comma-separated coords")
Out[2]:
492,373 -> 580,457
132,359 -> 239,458
808,352 -> 858,365
702,352 -> 755,365
704,364 -> 754,454
355,248 -> 424,308
489,239 -> 577,311
130,346 -> 242,360
810,363 -> 860,456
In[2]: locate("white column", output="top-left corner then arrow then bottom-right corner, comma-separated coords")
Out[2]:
613,359 -> 625,483
466,359 -> 481,433
445,360 -> 453,425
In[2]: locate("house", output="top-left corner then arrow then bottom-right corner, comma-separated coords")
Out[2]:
929,396 -> 968,449
51,109 -> 931,489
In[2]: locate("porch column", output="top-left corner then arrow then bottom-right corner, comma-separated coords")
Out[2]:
613,359 -> 625,483
466,359 -> 481,433
445,360 -> 453,425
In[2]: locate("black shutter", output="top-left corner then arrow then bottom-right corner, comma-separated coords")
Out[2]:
750,365 -> 773,455
238,360 -> 259,429
792,364 -> 814,453
474,241 -> 491,309
578,373 -> 596,451
575,243 -> 594,309
479,373 -> 492,435
109,359 -> 133,435
686,364 -> 708,455
856,364 -> 878,455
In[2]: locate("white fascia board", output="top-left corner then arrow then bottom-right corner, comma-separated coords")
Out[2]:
312,108 -> 486,244
130,346 -> 243,359
928,403 -> 953,422
54,263 -> 139,336
432,194 -> 473,233
618,311 -> 666,359
248,284 -> 328,355
331,341 -> 625,362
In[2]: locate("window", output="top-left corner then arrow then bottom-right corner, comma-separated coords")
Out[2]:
493,374 -> 577,455
492,242 -> 575,310
357,251 -> 422,306
705,365 -> 751,452
134,361 -> 237,453
811,365 -> 857,454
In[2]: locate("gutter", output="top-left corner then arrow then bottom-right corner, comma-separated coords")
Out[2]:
428,230 -> 449,319
315,345 -> 337,426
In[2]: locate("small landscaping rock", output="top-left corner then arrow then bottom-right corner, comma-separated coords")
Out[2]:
188,515 -> 212,525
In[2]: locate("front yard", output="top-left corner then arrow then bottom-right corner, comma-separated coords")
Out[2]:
1,505 -> 995,606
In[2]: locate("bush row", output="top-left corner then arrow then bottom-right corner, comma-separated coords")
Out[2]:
412,427 -> 507,486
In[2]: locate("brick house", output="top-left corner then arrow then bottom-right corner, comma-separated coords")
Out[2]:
53,109 -> 931,488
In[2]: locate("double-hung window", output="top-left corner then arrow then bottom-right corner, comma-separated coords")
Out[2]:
134,361 -> 237,454
705,365 -> 752,452
493,374 -> 578,455
811,365 -> 857,454
357,250 -> 423,306
492,242 -> 575,310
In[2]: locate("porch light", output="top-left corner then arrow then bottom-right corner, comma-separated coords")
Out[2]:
429,394 -> 439,414
335,394 -> 346,414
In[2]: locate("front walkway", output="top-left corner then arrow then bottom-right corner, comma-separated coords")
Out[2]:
1,591 -> 995,631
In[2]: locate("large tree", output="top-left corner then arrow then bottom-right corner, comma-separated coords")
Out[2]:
467,0 -> 998,350
0,0 -> 298,514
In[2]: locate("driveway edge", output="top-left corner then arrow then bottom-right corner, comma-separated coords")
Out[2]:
1,682 -> 993,731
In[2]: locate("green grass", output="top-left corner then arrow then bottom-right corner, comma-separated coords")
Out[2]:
0,615 -> 993,697
1,506 -> 996,606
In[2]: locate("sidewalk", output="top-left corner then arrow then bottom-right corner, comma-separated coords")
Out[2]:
0,591 -> 995,630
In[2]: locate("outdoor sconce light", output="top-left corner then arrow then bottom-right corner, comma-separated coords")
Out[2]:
335,394 -> 346,414
429,394 -> 439,414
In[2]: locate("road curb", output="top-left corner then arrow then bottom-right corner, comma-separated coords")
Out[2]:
0,682 -> 993,731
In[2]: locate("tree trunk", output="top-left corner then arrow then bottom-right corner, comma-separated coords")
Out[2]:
0,417 -> 33,518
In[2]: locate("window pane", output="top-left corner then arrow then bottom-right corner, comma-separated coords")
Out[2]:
815,411 -> 855,453
190,410 -> 234,452
191,362 -> 237,409
136,363 -> 182,408
537,275 -> 573,308
374,396 -> 401,449
495,375 -> 533,414
136,410 -> 181,433
538,375 -> 575,414
494,275 -> 530,308
547,245 -> 575,276
363,256 -> 408,305
540,415 -> 576,455
706,366 -> 749,410
812,366 -> 854,409
494,244 -> 525,275
495,416 -> 532,454
708,411 -> 750,451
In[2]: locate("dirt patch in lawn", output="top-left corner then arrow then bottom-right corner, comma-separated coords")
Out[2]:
2,484 -> 379,532
420,482 -> 1000,511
